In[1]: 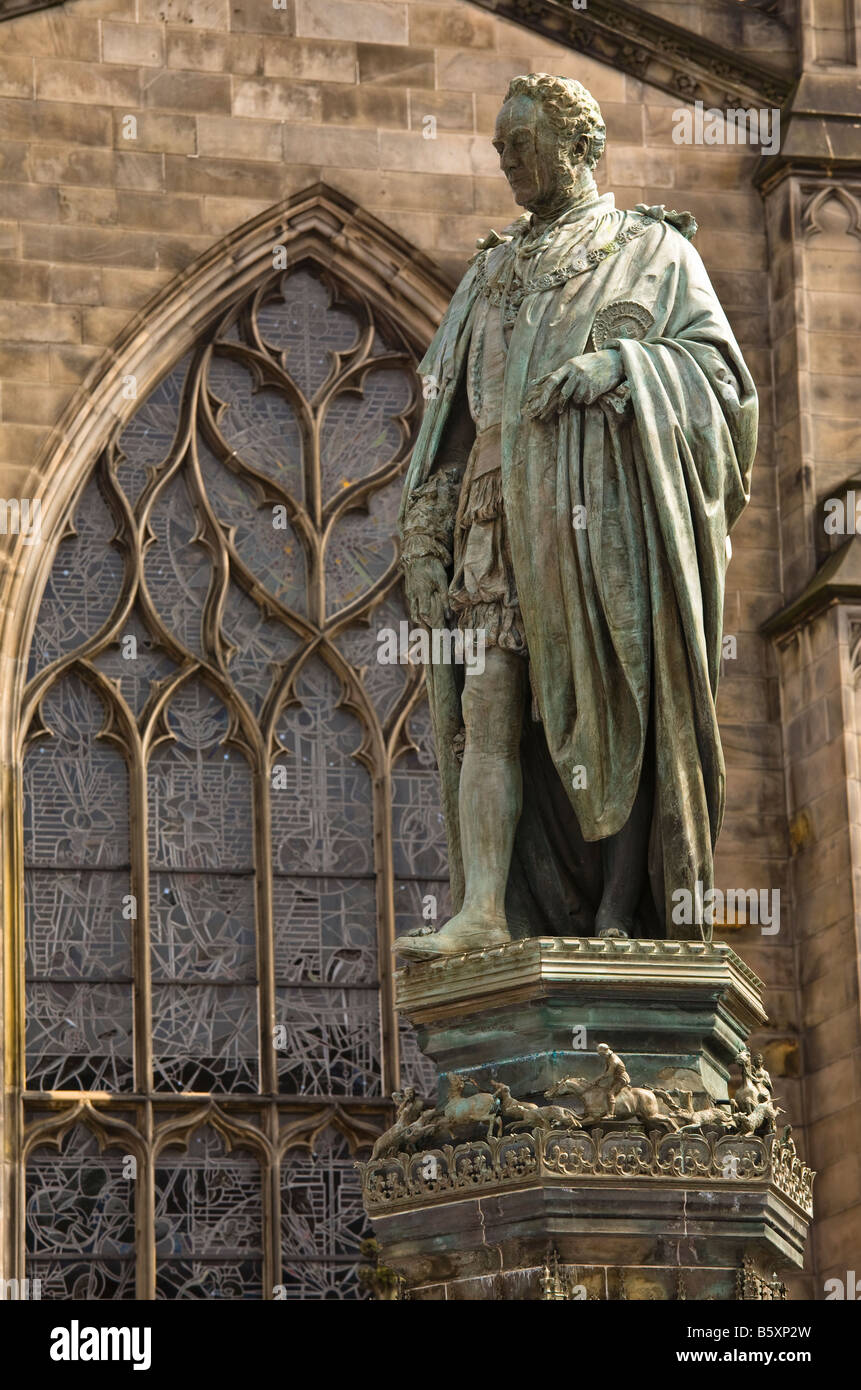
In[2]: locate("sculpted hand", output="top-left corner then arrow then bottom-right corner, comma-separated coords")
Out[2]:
403,555 -> 448,629
525,349 -> 624,420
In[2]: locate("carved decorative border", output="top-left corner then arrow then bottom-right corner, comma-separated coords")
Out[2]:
395,936 -> 767,1030
471,0 -> 792,111
0,0 -> 61,16
358,1127 -> 815,1215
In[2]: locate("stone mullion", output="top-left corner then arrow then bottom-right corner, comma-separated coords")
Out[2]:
258,1133 -> 277,1299
129,724 -> 152,1099
11,1094 -> 25,1288
5,745 -> 26,1282
256,752 -> 277,1097
129,717 -> 155,1297
265,1106 -> 281,1299
138,1099 -> 155,1300
307,404 -> 324,628
376,679 -> 430,1100
374,755 -> 399,1098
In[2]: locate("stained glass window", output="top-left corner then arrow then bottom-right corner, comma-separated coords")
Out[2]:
155,1125 -> 263,1301
20,258 -> 443,1299
26,1124 -> 137,1300
280,1128 -> 369,1299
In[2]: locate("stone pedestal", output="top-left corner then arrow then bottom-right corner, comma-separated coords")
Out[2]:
359,938 -> 813,1300
397,937 -> 767,1108
363,1141 -> 812,1300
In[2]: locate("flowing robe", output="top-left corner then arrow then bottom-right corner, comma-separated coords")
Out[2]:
400,197 -> 758,939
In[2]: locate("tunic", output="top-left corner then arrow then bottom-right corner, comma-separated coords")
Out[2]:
447,198 -> 620,656
447,290 -> 527,653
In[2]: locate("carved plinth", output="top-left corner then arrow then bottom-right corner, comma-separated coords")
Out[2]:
358,1128 -> 813,1300
358,937 -> 814,1299
396,937 -> 767,1107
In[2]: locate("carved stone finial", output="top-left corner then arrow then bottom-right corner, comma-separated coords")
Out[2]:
736,1255 -> 787,1302
540,1250 -> 569,1300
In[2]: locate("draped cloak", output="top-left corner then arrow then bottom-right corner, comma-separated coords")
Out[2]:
399,197 -> 758,939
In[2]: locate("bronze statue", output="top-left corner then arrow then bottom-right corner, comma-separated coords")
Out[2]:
439,1073 -> 501,1141
395,73 -> 757,960
545,1042 -> 680,1128
371,1086 -> 428,1159
733,1048 -> 780,1134
489,1079 -> 582,1132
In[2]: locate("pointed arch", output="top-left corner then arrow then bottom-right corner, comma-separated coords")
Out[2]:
801,185 -> 861,243
0,184 -> 453,732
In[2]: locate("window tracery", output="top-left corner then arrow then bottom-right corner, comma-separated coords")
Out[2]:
19,254 -> 443,1299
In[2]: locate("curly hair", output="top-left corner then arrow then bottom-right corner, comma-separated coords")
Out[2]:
503,73 -> 606,169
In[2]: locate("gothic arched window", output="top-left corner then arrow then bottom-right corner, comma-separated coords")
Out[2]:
19,245 -> 450,1300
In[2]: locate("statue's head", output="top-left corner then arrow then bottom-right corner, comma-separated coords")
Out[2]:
596,1042 -> 610,1056
494,73 -> 605,211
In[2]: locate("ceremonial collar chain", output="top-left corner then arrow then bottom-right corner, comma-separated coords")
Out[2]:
475,214 -> 652,322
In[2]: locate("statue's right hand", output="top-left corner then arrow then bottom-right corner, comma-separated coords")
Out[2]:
403,555 -> 448,630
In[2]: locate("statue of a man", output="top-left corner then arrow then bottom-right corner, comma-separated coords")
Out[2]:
595,1042 -> 630,1118
395,73 -> 757,961
750,1053 -> 773,1102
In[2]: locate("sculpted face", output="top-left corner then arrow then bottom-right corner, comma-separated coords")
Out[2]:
494,92 -> 587,210
493,94 -> 554,207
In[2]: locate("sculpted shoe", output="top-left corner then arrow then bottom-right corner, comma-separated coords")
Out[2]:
393,913 -> 511,962
595,912 -> 637,940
